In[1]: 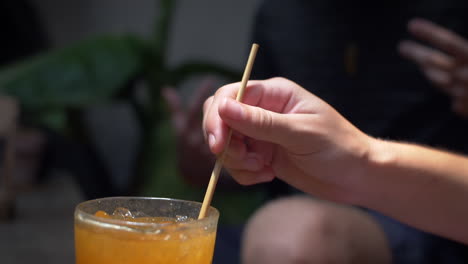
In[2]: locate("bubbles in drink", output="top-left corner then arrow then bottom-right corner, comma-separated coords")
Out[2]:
176,215 -> 189,222
93,208 -> 194,228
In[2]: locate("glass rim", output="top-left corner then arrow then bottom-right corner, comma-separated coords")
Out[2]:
75,196 -> 219,231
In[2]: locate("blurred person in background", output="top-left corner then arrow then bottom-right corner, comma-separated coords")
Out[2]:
222,0 -> 468,263
0,0 -> 121,211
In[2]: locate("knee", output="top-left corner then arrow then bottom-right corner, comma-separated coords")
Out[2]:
241,197 -> 349,263
241,196 -> 391,264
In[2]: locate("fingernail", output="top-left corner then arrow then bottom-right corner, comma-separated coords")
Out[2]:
223,98 -> 245,120
208,133 -> 216,149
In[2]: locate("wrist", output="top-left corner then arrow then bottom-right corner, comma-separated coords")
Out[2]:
352,137 -> 397,207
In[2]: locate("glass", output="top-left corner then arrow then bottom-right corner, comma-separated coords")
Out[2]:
74,197 -> 219,264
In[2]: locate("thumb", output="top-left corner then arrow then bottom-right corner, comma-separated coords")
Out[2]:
218,98 -> 295,146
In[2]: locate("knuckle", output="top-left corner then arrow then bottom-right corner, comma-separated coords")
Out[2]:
269,76 -> 288,84
213,88 -> 224,98
214,84 -> 232,97
269,76 -> 284,82
255,110 -> 274,133
203,96 -> 213,114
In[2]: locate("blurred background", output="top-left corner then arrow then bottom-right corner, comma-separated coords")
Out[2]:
0,0 -> 263,263
5,1 -> 468,264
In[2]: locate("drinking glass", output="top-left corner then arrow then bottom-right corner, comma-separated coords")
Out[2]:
74,197 -> 219,264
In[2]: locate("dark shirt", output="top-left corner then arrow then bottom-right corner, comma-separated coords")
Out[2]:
252,0 -> 468,154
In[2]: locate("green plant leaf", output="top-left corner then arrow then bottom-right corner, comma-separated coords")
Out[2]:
0,35 -> 142,110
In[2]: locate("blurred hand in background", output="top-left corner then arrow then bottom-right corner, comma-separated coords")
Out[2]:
399,18 -> 468,117
162,78 -> 216,187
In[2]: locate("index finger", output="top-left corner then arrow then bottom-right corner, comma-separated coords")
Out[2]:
399,40 -> 455,71
202,78 -> 304,154
409,18 -> 468,60
202,81 -> 242,155
203,80 -> 266,155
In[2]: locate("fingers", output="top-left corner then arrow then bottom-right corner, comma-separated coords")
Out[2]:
203,78 -> 301,154
403,18 -> 468,113
202,82 -> 241,154
399,40 -> 455,71
421,67 -> 452,93
224,139 -> 264,172
225,167 -> 275,186
223,137 -> 247,164
203,96 -> 214,116
210,132 -> 274,185
224,151 -> 264,171
408,18 -> 468,60
202,96 -> 214,140
218,98 -> 298,146
218,132 -> 271,185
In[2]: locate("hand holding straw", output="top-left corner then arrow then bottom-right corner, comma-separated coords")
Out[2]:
198,43 -> 259,219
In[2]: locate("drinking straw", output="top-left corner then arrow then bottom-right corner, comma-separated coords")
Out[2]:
198,43 -> 259,219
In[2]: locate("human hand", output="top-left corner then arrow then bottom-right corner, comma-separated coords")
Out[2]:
399,18 -> 468,117
202,77 -> 374,203
162,79 -> 216,187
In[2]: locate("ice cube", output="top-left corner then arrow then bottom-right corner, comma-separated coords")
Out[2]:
112,207 -> 133,219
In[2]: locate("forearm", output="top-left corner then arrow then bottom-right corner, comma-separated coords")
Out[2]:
358,139 -> 468,244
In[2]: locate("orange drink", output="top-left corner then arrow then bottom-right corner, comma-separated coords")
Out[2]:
74,197 -> 219,264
